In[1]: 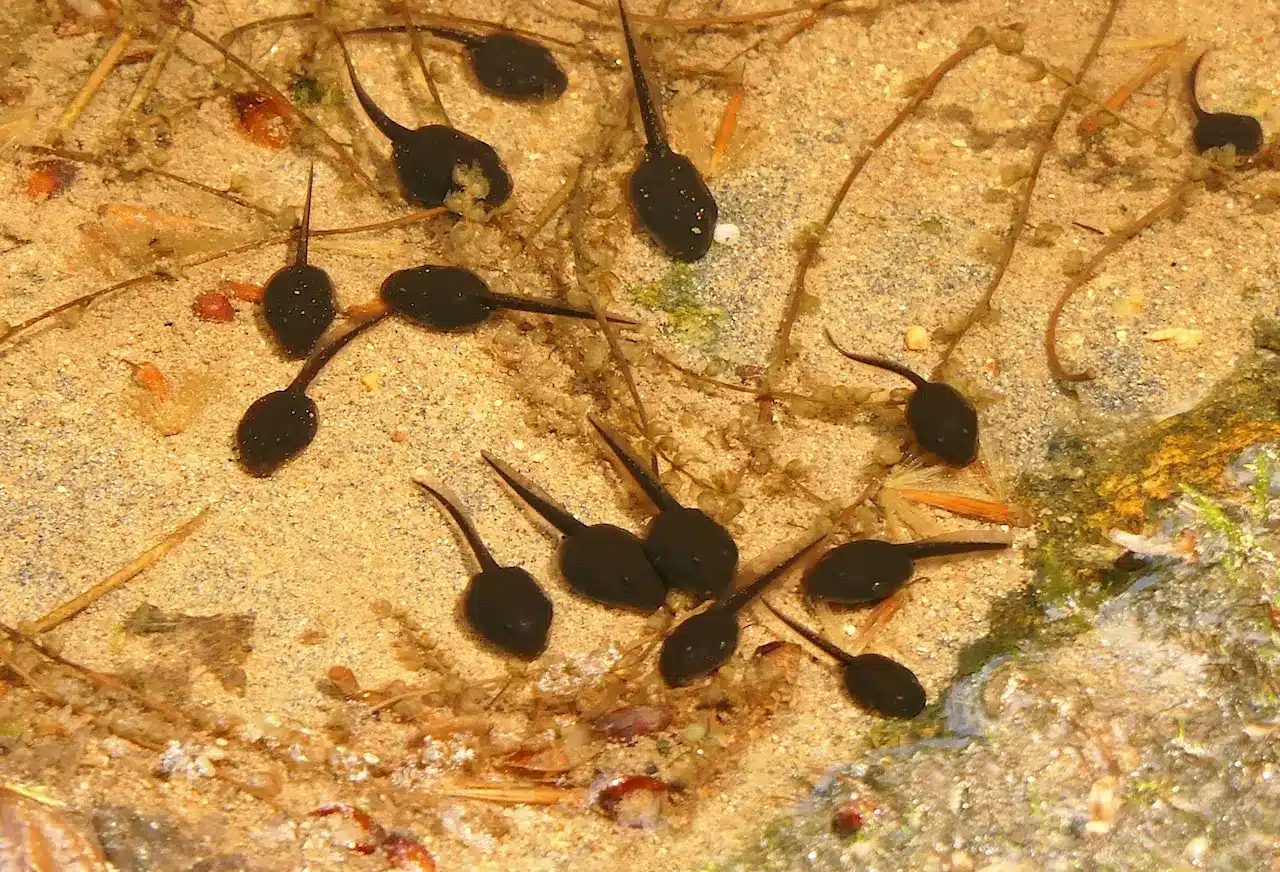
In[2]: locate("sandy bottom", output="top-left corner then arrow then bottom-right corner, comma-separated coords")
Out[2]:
0,0 -> 1277,869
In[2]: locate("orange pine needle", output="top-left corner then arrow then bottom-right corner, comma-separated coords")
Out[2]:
223,280 -> 264,303
710,85 -> 745,176
893,487 -> 1026,526
1078,41 -> 1184,135
345,298 -> 389,319
127,360 -> 172,403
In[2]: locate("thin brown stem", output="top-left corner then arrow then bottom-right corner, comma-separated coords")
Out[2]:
935,0 -> 1123,374
762,33 -> 987,420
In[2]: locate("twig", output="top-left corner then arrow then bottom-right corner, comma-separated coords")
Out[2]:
32,507 -> 212,633
709,81 -> 745,177
401,1 -> 451,127
934,0 -> 1123,374
121,9 -> 189,126
1078,39 -> 1184,135
761,31 -> 987,420
1046,179 -> 1194,381
57,29 -> 134,134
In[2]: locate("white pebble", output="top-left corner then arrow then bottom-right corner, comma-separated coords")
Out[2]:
713,223 -> 740,246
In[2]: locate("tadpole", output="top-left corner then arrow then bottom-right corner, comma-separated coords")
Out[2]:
1188,52 -> 1263,156
343,25 -> 568,102
616,0 -> 718,262
589,417 -> 738,600
763,601 -> 925,719
658,536 -> 823,687
236,313 -> 386,477
483,452 -> 666,612
381,264 -> 635,331
804,536 -> 1009,605
826,329 -> 978,467
415,479 -> 553,659
335,33 -> 512,209
262,167 -> 336,358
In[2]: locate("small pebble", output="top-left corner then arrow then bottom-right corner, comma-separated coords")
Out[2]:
1145,327 -> 1203,349
713,223 -> 740,246
360,371 -> 382,392
391,429 -> 408,443
192,292 -> 234,323
904,325 -> 930,350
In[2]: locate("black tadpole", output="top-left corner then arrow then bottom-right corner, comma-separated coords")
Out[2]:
235,313 -> 387,477
335,33 -> 512,209
380,264 -> 636,331
589,417 -> 738,600
763,601 -> 925,719
658,536 -> 823,687
262,167 -> 337,358
343,25 -> 568,102
415,479 -> 553,659
1188,52 -> 1263,156
825,329 -> 979,467
616,0 -> 718,263
483,453 -> 666,612
803,536 -> 1009,605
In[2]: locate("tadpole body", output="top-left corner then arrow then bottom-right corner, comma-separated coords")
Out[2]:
415,479 -> 553,659
804,537 -> 1009,605
381,265 -> 634,331
827,332 -> 979,467
236,314 -> 385,477
764,602 -> 925,719
262,168 -> 336,358
483,453 -> 666,612
428,27 -> 567,102
589,418 -> 737,600
336,34 -> 512,209
658,537 -> 822,687
616,0 -> 717,262
1188,52 -> 1263,156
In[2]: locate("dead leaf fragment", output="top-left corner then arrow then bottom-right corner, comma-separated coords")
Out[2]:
1145,327 -> 1203,349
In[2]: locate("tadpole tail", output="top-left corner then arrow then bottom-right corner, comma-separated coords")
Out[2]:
720,535 -> 825,614
1187,51 -> 1209,120
903,538 -> 1010,560
341,24 -> 480,47
762,600 -> 852,666
334,31 -> 415,143
414,479 -> 500,572
482,452 -> 587,538
616,0 -> 665,149
823,327 -> 928,389
289,312 -> 387,392
485,291 -> 636,325
588,416 -> 680,512
296,164 -> 315,267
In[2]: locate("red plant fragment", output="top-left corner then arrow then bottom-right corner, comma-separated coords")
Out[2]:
223,280 -> 264,303
384,834 -> 437,871
310,804 -> 386,854
192,292 -> 234,323
597,775 -> 667,815
25,159 -> 80,200
592,705 -> 673,740
233,92 -> 294,149
831,795 -> 879,836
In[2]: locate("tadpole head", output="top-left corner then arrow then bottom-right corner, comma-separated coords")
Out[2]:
644,507 -> 738,600
560,524 -> 667,612
803,539 -> 913,605
464,566 -> 553,659
262,265 -> 337,358
907,382 -> 979,467
658,607 -> 739,687
236,387 -> 317,477
1194,113 -> 1264,156
843,653 -> 926,719
628,149 -> 718,263
392,126 -> 512,209
468,33 -> 567,102
381,265 -> 497,331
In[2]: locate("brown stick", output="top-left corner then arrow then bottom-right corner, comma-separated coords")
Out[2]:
1046,179 -> 1194,381
31,507 -> 212,633
57,29 -> 134,134
762,33 -> 987,420
935,0 -> 1124,374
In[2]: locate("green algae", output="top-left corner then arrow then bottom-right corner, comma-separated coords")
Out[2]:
630,264 -> 725,344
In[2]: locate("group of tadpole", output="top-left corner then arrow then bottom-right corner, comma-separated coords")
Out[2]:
230,6 -> 1265,725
